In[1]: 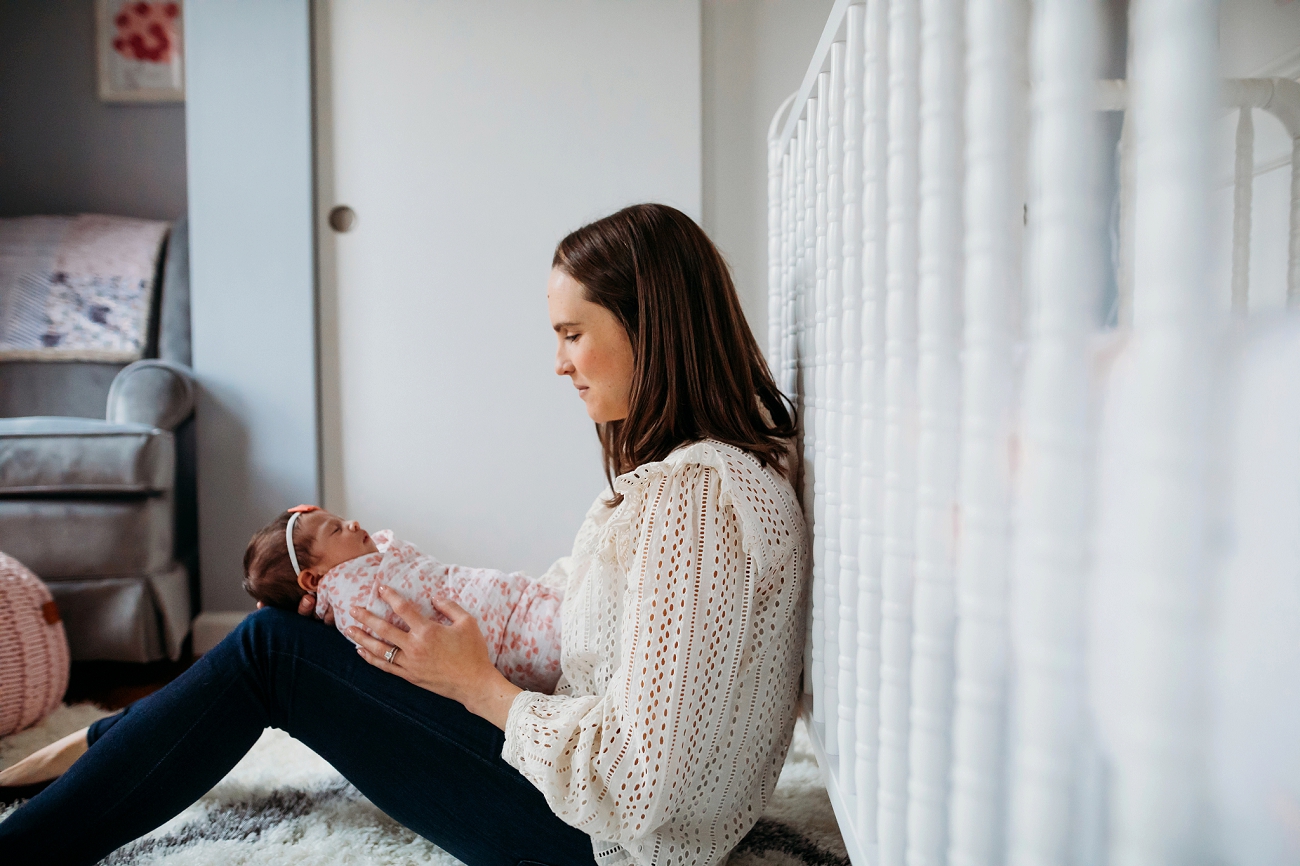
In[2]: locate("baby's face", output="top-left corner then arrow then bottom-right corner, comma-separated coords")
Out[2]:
295,509 -> 379,576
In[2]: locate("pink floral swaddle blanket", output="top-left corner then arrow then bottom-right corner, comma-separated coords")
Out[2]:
317,531 -> 563,694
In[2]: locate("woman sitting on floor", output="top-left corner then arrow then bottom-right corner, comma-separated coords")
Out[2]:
0,203 -> 809,866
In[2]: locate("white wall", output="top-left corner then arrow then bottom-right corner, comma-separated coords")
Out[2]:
187,0 -> 318,611
182,0 -> 842,606
701,0 -> 836,344
317,0 -> 701,578
1220,0 -> 1300,79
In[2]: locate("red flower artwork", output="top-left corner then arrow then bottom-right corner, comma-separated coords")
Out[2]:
111,2 -> 180,64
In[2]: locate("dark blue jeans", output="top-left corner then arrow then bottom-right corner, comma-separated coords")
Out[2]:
0,607 -> 597,866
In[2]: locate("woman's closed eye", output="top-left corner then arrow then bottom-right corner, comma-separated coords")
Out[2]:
565,333 -> 580,343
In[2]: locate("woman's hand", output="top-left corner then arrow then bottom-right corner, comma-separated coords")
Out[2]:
348,587 -> 522,730
297,593 -> 335,625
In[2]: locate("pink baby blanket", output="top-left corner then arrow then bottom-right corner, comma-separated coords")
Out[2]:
317,531 -> 563,694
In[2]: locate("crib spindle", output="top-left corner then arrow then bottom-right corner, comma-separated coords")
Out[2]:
770,96 -> 795,363
814,77 -> 832,730
1109,0 -> 1218,863
878,0 -> 921,862
776,150 -> 786,399
800,103 -> 823,717
1117,111 -> 1135,328
782,151 -> 795,398
947,1 -> 1026,864
1006,1 -> 1104,864
837,2 -> 866,801
907,0 -> 965,861
789,141 -> 802,396
805,104 -> 818,490
824,50 -> 847,757
1231,107 -> 1254,312
794,117 -> 815,692
856,0 -> 889,848
796,117 -> 808,394
788,134 -> 801,414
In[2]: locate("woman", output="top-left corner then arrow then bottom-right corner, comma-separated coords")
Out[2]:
0,204 -> 808,866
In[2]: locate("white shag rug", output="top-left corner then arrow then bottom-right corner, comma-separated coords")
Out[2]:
2,705 -> 847,865
0,703 -> 111,773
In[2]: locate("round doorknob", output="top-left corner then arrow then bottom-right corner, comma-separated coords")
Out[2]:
328,205 -> 357,233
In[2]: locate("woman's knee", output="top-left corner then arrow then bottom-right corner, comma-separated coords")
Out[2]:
228,606 -> 337,665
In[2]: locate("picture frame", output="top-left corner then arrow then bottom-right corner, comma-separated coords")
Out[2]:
96,0 -> 185,103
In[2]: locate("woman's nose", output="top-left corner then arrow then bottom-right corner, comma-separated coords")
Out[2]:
555,350 -> 572,376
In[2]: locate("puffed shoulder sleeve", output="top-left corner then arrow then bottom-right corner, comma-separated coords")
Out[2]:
536,555 -> 574,591
535,490 -> 613,592
500,460 -> 755,846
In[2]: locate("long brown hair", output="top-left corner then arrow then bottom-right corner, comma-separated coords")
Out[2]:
552,203 -> 795,503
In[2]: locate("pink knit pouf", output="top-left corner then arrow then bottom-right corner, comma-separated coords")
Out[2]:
0,552 -> 69,737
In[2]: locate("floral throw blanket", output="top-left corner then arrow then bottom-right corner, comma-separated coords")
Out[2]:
0,215 -> 170,362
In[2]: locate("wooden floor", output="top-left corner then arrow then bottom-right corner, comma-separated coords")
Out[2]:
65,649 -> 194,711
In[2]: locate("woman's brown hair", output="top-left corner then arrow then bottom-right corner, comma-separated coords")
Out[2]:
553,203 -> 795,503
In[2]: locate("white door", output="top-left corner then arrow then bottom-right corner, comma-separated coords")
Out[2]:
315,0 -> 702,577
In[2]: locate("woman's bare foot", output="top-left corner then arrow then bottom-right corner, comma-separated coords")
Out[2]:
0,727 -> 89,787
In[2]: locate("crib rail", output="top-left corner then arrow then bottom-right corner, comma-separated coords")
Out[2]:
1096,76 -> 1300,317
768,3 -> 1300,865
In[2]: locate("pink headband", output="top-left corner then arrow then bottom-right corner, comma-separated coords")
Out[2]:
285,505 -> 320,576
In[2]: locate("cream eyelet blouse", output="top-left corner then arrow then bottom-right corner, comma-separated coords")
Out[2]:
501,439 -> 809,866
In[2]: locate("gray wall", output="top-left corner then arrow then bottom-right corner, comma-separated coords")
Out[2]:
187,0 -> 318,611
702,0 -> 836,349
0,0 -> 187,220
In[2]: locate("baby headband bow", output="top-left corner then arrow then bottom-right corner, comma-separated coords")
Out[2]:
285,505 -> 320,576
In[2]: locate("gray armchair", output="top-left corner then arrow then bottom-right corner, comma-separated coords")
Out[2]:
0,218 -> 197,662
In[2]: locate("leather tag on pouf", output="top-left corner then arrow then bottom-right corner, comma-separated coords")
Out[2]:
42,600 -> 61,625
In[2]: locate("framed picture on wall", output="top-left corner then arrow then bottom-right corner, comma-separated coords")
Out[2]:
96,0 -> 184,103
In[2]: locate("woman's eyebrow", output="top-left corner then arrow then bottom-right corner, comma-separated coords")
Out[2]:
552,321 -> 580,332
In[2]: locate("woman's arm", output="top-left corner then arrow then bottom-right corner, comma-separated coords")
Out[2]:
501,463 -> 765,847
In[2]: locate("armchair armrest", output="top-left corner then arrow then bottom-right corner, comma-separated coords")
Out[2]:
107,360 -> 196,431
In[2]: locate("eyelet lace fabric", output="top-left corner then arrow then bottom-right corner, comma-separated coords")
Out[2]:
502,440 -> 808,866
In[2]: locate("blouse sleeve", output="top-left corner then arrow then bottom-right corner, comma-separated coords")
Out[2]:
536,555 -> 574,591
501,462 -> 751,846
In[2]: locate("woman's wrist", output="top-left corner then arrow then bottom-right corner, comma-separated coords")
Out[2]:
463,667 -> 523,731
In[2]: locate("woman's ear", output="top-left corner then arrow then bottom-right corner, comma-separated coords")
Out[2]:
297,570 -> 323,594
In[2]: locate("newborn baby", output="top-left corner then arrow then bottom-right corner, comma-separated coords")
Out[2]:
242,506 -> 562,693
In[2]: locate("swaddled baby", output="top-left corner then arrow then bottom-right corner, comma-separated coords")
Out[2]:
242,506 -> 562,693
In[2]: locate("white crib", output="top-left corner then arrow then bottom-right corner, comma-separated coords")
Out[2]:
767,2 -> 1300,865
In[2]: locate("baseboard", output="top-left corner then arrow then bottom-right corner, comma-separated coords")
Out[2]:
801,693 -> 873,866
191,611 -> 251,654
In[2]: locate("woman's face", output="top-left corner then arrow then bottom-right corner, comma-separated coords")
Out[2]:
548,267 -> 635,423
